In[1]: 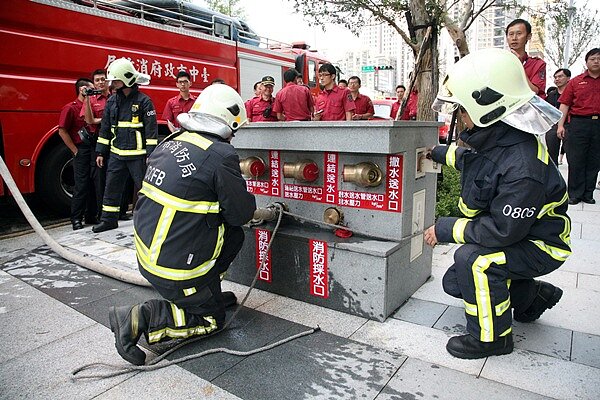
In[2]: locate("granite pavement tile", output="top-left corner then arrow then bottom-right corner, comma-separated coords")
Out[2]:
390,297 -> 448,327
571,331 -> 600,369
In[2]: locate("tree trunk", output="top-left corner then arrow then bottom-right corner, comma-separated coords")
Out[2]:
410,0 -> 436,121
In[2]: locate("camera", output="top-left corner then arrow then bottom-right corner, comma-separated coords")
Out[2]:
262,106 -> 273,118
84,87 -> 103,96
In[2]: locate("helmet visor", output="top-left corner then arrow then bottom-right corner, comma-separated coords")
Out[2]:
501,95 -> 563,135
432,98 -> 460,114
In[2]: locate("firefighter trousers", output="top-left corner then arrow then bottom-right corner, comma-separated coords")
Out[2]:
100,156 -> 145,223
442,240 -> 563,342
137,226 -> 244,344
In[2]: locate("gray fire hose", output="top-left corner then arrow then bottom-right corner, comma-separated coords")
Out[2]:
0,155 -> 151,287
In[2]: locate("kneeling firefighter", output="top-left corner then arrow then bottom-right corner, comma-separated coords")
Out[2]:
109,84 -> 256,365
424,48 -> 571,359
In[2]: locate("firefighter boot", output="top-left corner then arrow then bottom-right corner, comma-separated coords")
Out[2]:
513,281 -> 563,323
446,333 -> 514,359
222,291 -> 237,308
109,305 -> 147,366
92,220 -> 118,233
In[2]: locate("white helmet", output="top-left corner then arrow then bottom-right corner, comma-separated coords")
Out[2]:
177,84 -> 248,139
107,58 -> 150,87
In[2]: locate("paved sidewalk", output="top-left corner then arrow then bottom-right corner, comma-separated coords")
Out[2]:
1,165 -> 599,399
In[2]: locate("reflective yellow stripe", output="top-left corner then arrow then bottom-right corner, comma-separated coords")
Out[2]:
136,130 -> 143,151
177,131 -> 213,150
135,224 -> 225,281
495,297 -> 511,316
147,316 -> 217,343
170,303 -> 186,327
452,218 -> 469,244
139,182 -> 220,214
150,207 -> 175,263
458,198 -> 481,217
536,136 -> 549,164
117,121 -> 144,128
102,205 -> 120,213
464,301 -> 478,316
472,252 -> 506,342
110,147 -> 147,156
537,191 -> 571,246
147,138 -> 158,145
183,287 -> 197,296
499,327 -> 512,337
445,144 -> 458,169
97,137 -> 110,145
529,239 -> 571,262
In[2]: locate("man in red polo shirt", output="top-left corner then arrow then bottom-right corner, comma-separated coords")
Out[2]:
58,78 -> 95,230
163,70 -> 196,132
557,48 -> 600,205
347,76 -> 374,120
273,69 -> 314,121
390,84 -> 405,120
314,63 -> 355,121
506,18 -> 546,98
246,75 -> 278,122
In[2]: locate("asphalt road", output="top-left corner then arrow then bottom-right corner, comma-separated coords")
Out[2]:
0,195 -> 69,238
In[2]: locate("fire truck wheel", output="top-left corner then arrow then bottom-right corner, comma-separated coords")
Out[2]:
37,144 -> 74,216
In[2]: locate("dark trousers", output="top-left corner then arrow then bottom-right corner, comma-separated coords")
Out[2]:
566,118 -> 600,201
442,241 -> 563,342
71,143 -> 96,222
545,125 -> 562,167
138,226 -> 245,344
93,156 -> 133,219
100,156 -> 145,222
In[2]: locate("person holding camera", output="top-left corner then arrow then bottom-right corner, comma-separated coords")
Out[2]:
58,77 -> 96,230
244,75 -> 278,122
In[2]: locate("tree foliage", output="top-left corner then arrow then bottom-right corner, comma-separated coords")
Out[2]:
204,0 -> 246,19
524,1 -> 600,69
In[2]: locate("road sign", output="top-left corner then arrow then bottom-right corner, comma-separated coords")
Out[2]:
361,66 -> 375,72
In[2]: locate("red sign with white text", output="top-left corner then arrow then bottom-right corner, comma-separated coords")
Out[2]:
255,229 -> 272,283
309,239 -> 328,298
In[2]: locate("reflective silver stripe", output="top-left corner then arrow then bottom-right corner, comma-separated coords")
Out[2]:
495,297 -> 511,316
139,183 -> 220,214
452,218 -> 469,244
150,207 -> 175,264
536,136 -> 549,164
537,192 -> 568,218
136,130 -> 143,151
446,144 -> 458,169
183,287 -> 197,296
170,303 -> 186,327
117,121 -> 144,128
146,138 -> 158,145
137,243 -> 217,280
464,301 -> 478,316
147,316 -> 218,343
458,198 -> 481,217
102,205 -> 120,213
530,239 -> 571,262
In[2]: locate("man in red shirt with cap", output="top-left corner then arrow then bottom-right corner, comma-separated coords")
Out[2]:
506,18 -> 546,98
557,48 -> 600,205
245,75 -> 278,122
273,69 -> 314,121
314,63 -> 355,121
348,76 -> 374,120
163,70 -> 196,132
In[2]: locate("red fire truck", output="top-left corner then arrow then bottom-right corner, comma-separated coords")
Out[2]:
0,0 -> 331,214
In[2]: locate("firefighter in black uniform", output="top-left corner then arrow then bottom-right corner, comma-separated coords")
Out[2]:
108,84 -> 256,366
426,48 -> 571,359
93,58 -> 158,233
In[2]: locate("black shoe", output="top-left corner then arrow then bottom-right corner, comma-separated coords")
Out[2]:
568,198 -> 581,205
222,291 -> 238,308
109,305 -> 146,366
514,281 -> 562,323
446,333 -> 513,359
119,213 -> 133,221
582,198 -> 596,204
92,221 -> 118,233
72,220 -> 84,230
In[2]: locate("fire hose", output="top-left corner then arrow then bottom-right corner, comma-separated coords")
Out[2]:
0,155 -> 151,287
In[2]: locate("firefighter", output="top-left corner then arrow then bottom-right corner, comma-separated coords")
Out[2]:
425,48 -> 571,359
93,58 -> 158,233
108,84 -> 256,366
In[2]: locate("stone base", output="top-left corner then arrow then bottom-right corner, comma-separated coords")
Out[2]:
227,223 -> 432,321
